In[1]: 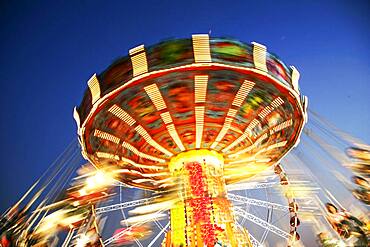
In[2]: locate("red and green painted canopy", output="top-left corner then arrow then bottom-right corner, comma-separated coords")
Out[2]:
75,35 -> 307,190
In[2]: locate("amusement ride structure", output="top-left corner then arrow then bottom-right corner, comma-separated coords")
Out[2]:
0,34 -> 368,247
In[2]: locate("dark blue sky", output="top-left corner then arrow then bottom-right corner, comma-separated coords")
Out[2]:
0,1 -> 369,211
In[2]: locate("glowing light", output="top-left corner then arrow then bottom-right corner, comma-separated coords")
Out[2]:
55,34 -> 310,247
95,151 -> 120,160
129,199 -> 178,215
108,104 -> 136,126
195,106 -> 205,149
222,119 -> 259,153
265,140 -> 288,151
141,171 -> 170,177
232,80 -> 255,107
73,107 -> 81,129
270,119 -> 293,135
228,157 -> 271,165
252,42 -> 267,72
170,202 -> 186,245
227,108 -> 238,117
167,149 -> 244,245
121,212 -> 167,225
211,80 -> 255,149
129,45 -> 148,76
270,97 -> 284,109
78,189 -> 87,196
211,116 -> 233,149
110,89 -> 176,156
168,149 -> 224,172
134,125 -> 173,157
290,66 -> 300,92
228,133 -> 268,157
76,234 -> 90,247
94,129 -> 120,144
122,141 -> 165,163
223,96 -> 285,153
160,112 -> 172,124
194,75 -> 208,103
258,97 -> 283,119
145,85 -> 185,151
144,83 -> 166,111
120,156 -> 165,170
87,74 -> 100,105
166,124 -> 185,151
258,105 -> 273,119
84,170 -> 115,191
192,34 -> 211,63
247,119 -> 261,132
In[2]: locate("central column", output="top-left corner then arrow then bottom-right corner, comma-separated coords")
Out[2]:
168,150 -> 251,247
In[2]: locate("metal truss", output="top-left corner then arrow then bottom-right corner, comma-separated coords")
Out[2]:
228,193 -> 289,211
95,197 -> 156,214
234,207 -> 291,240
236,222 -> 263,247
103,210 -> 165,245
227,181 -> 280,191
148,222 -> 170,247
249,233 -> 263,247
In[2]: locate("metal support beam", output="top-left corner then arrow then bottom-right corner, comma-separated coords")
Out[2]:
234,207 -> 291,240
228,193 -> 289,211
227,181 -> 280,191
95,197 -> 156,214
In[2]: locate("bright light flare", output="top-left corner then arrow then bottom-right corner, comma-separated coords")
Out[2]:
76,234 -> 90,247
121,212 -> 167,225
129,198 -> 179,215
79,169 -> 117,194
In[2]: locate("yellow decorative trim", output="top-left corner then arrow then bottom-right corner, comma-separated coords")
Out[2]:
194,75 -> 208,103
168,149 -> 224,172
96,151 -> 120,160
270,119 -> 293,135
290,66 -> 300,92
211,80 -> 255,150
195,106 -> 205,149
167,124 -> 185,151
222,119 -> 259,153
73,107 -> 81,137
192,34 -> 211,63
145,84 -> 185,151
144,84 -> 167,111
87,74 -> 100,105
228,133 -> 268,157
134,125 -> 173,157
129,45 -> 144,55
170,202 -> 186,246
160,112 -> 172,124
252,42 -> 267,72
232,80 -> 255,107
129,45 -> 148,76
122,141 -> 165,163
108,104 -> 136,126
94,129 -> 120,144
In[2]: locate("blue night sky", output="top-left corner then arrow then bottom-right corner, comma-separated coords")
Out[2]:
0,0 -> 369,212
